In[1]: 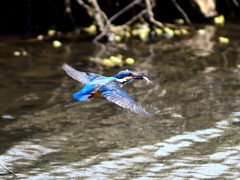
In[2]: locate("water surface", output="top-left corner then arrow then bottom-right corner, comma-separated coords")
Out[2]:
1,23 -> 240,179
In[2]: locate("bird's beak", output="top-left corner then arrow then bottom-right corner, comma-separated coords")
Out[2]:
132,73 -> 152,84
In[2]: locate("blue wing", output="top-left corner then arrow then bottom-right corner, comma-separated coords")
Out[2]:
62,64 -> 103,84
100,82 -> 151,117
72,82 -> 101,101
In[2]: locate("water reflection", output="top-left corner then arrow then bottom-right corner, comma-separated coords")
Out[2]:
1,118 -> 239,179
1,23 -> 240,179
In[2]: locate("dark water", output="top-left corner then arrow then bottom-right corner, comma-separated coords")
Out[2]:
1,23 -> 240,179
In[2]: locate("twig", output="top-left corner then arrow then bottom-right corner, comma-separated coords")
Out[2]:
171,0 -> 192,26
165,23 -> 180,29
124,9 -> 148,27
0,162 -> 17,177
109,0 -> 142,22
94,6 -> 154,42
94,0 -> 143,42
89,0 -> 113,43
65,0 -> 76,26
89,0 -> 110,32
145,0 -> 165,29
93,28 -> 107,43
232,0 -> 239,6
75,0 -> 94,17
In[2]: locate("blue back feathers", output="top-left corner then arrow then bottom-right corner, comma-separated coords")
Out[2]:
72,77 -> 116,101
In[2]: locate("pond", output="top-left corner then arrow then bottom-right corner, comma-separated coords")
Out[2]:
1,23 -> 240,179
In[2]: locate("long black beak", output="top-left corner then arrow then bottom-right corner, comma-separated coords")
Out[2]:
132,73 -> 145,79
132,73 -> 152,84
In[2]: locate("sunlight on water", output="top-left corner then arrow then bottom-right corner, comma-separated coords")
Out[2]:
0,142 -> 59,166
1,116 -> 234,179
154,141 -> 192,157
209,150 -> 238,160
172,163 -> 229,179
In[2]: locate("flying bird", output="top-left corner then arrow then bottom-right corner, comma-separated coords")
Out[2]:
62,64 -> 152,117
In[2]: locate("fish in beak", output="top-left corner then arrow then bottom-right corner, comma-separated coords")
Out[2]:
132,73 -> 152,84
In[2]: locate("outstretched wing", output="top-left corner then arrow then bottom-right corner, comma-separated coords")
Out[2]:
62,63 -> 103,84
100,82 -> 151,117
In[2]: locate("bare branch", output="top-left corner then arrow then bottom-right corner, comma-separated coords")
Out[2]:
124,9 -> 148,27
232,0 -> 239,6
109,0 -> 142,23
0,162 -> 17,177
171,0 -> 192,26
75,0 -> 94,17
89,0 -> 110,32
65,0 -> 76,26
145,0 -> 165,29
93,0 -> 148,42
78,0 -> 186,42
93,28 -> 108,43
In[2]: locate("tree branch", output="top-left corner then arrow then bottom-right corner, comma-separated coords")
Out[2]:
65,0 -> 76,26
145,0 -> 165,29
109,0 -> 142,23
0,162 -> 16,177
124,9 -> 148,27
171,0 -> 192,26
75,0 -> 94,17
232,0 -> 239,6
89,0 -> 110,32
93,0 -> 144,42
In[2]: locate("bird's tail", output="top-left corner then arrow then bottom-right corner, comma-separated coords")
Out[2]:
73,91 -> 90,101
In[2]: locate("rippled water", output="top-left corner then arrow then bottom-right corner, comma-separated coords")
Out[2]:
1,23 -> 240,179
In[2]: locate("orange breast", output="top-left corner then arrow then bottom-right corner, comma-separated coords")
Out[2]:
89,87 -> 102,98
94,90 -> 102,96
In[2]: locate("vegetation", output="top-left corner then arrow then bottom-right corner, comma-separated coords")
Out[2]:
0,0 -> 239,42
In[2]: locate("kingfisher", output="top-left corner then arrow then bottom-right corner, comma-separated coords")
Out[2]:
62,64 -> 152,117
